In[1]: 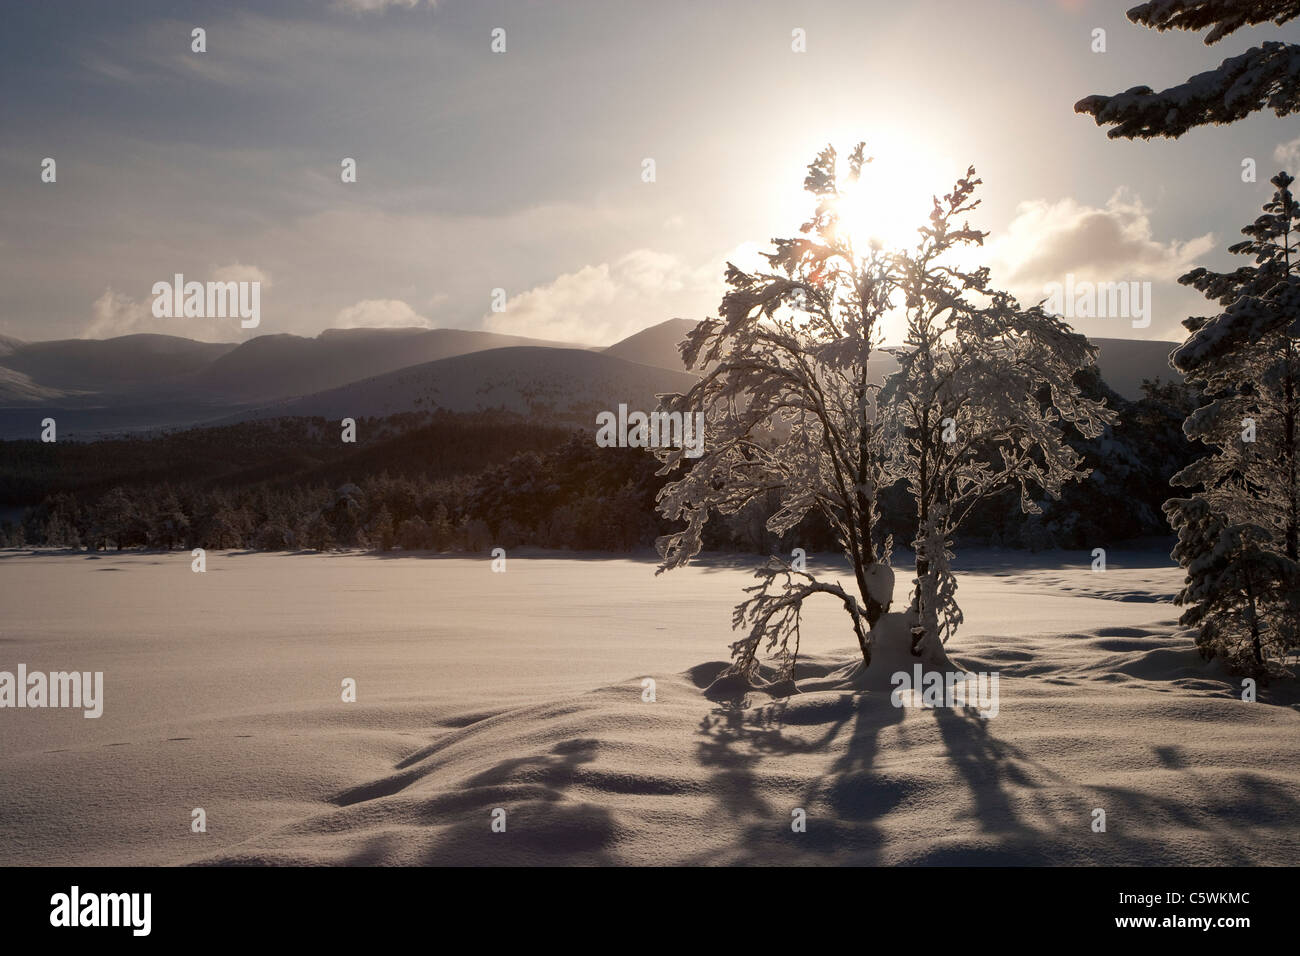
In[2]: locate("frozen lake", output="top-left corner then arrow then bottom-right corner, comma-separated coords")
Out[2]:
1,547 -> 1295,866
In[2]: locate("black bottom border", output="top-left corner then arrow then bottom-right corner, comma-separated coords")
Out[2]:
6,864 -> 1286,943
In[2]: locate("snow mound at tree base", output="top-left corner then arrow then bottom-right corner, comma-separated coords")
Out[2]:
704,610 -> 963,699
824,610 -> 962,694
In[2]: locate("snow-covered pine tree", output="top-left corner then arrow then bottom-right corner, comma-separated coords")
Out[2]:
1074,0 -> 1300,139
1168,500 -> 1300,675
878,171 -> 1113,659
1166,171 -> 1300,675
655,143 -> 898,682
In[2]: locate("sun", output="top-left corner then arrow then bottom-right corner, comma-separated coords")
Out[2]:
825,135 -> 951,252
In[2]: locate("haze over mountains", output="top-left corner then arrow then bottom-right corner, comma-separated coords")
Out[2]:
0,328 -> 582,404
221,347 -> 700,427
0,334 -> 233,395
0,319 -> 1182,440
0,327 -> 599,438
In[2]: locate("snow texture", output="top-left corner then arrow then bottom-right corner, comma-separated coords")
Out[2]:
1,549 -> 1294,866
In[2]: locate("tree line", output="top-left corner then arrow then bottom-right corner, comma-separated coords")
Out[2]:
2,370 -> 1197,559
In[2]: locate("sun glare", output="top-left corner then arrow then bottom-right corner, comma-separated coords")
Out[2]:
826,135 -> 951,252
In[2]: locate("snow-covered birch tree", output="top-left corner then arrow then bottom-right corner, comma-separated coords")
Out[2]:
654,145 -> 1112,683
1166,171 -> 1300,675
1074,0 -> 1300,139
655,144 -> 898,683
878,171 -> 1114,660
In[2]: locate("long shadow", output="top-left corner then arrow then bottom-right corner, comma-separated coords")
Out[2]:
931,706 -> 1060,840
690,667 -> 1300,865
914,707 -> 1299,865
688,688 -> 906,863
341,736 -> 621,866
364,547 -> 663,564
420,739 -> 622,866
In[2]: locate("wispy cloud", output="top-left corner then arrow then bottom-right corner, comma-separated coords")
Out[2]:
332,0 -> 430,12
336,298 -> 431,328
483,250 -> 718,345
1274,136 -> 1300,173
83,287 -> 151,339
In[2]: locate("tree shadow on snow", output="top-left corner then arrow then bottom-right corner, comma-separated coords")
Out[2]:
390,737 -> 622,866
685,689 -> 907,863
689,676 -> 1300,865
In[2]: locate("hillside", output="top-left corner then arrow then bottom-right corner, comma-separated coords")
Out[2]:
1088,337 -> 1181,401
0,322 -> 1185,439
225,346 -> 702,427
0,334 -> 235,395
0,334 -> 24,358
607,320 -> 1181,401
603,317 -> 698,369
0,327 -> 584,407
0,327 -> 595,438
183,327 -> 586,403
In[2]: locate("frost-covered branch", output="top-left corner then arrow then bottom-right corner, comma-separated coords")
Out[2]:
1075,1 -> 1300,139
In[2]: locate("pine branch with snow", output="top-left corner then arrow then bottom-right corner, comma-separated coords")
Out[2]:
1074,1 -> 1300,139
1166,498 -> 1300,677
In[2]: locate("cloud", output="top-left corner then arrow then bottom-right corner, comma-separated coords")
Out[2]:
335,298 -> 431,328
82,287 -> 151,339
80,264 -> 273,340
980,192 -> 1215,340
482,250 -> 718,345
989,191 -> 1214,290
332,0 -> 426,13
1274,136 -> 1300,173
212,263 -> 272,287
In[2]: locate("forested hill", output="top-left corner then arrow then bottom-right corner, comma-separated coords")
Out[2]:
1,371 -> 1200,555
0,411 -> 576,508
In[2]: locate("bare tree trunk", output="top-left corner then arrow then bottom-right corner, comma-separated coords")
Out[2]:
1286,337 -> 1297,561
910,412 -> 932,654
1247,570 -> 1264,668
1286,239 -> 1298,561
847,597 -> 872,667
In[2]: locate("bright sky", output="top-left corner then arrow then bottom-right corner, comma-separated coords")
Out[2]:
2,0 -> 1298,346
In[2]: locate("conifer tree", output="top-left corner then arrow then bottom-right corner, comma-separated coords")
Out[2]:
1166,171 -> 1300,675
372,505 -> 396,552
1075,0 -> 1300,138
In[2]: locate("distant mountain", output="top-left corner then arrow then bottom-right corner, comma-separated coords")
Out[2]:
604,318 -> 698,369
181,327 -> 585,403
0,365 -> 63,403
223,346 -> 701,427
1088,338 -> 1180,401
0,320 -> 1184,440
0,334 -> 235,394
0,327 -> 590,435
607,320 -> 1180,402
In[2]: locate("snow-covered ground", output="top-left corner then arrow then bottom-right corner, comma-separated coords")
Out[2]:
0,547 -> 1295,865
